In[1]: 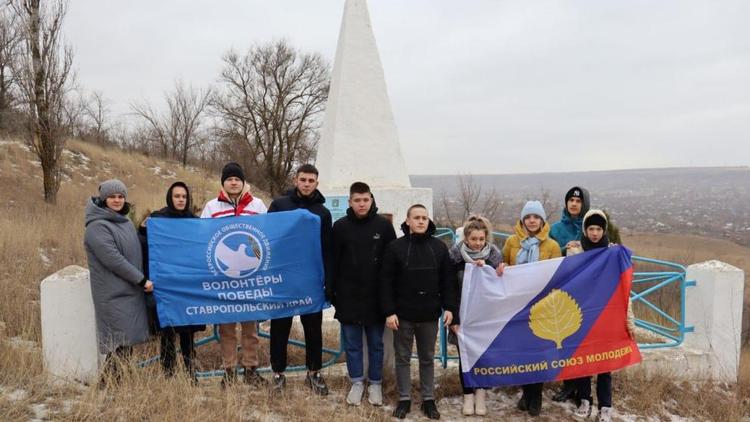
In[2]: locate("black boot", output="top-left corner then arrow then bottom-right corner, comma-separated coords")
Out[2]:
99,346 -> 132,388
393,400 -> 411,419
517,393 -> 529,411
243,366 -> 268,387
552,380 -> 576,402
305,371 -> 329,396
421,400 -> 441,420
221,368 -> 235,389
528,395 -> 542,417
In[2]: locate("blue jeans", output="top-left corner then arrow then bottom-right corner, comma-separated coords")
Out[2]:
341,323 -> 385,383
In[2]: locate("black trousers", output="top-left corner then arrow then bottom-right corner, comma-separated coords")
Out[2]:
522,382 -> 543,403
270,311 -> 323,373
574,373 -> 612,408
161,329 -> 195,375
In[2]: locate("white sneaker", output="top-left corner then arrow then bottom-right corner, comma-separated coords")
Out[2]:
462,394 -> 475,416
475,389 -> 487,416
346,381 -> 365,406
574,399 -> 591,419
367,383 -> 383,406
598,406 -> 612,422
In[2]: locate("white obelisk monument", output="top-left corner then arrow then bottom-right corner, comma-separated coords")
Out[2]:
316,0 -> 432,227
317,0 -> 432,377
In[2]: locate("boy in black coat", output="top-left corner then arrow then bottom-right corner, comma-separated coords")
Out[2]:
267,164 -> 333,395
331,182 -> 397,406
380,204 -> 457,420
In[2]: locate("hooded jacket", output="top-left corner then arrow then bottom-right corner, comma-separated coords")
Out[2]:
200,184 -> 267,218
84,197 -> 150,353
550,186 -> 590,256
331,203 -> 397,325
138,182 -> 205,334
502,219 -> 562,266
573,209 -> 636,337
268,188 -> 333,300
379,220 -> 457,322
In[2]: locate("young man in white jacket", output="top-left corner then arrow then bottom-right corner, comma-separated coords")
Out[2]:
200,162 -> 268,387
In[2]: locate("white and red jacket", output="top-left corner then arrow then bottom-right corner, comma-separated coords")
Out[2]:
200,187 -> 267,219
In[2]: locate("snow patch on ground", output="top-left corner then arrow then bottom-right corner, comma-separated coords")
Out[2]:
150,166 -> 177,179
4,388 -> 29,402
61,399 -> 76,414
63,149 -> 91,163
38,248 -> 52,268
30,402 -> 49,420
6,336 -> 38,350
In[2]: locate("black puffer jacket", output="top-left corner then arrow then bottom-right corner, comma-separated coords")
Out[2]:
268,188 -> 333,297
380,220 -> 457,322
331,204 -> 397,325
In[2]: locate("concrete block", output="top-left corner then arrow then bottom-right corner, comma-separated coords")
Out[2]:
683,260 -> 744,382
40,265 -> 100,383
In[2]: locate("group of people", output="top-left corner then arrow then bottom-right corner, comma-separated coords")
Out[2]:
83,161 -> 631,421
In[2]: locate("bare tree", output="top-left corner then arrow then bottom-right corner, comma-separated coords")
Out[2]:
170,82 -> 211,166
60,89 -> 86,137
131,81 -> 211,166
10,0 -> 75,204
212,40 -> 329,196
130,98 -> 168,156
82,90 -> 110,144
439,174 -> 502,228
537,186 -> 559,223
0,5 -> 22,129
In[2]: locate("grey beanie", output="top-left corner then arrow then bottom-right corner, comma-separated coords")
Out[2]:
98,179 -> 128,201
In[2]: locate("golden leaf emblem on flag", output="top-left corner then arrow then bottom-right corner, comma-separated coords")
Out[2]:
529,289 -> 582,349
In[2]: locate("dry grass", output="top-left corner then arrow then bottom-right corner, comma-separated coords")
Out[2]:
0,139 -> 273,339
1,138 -> 750,420
624,231 -> 750,346
616,349 -> 750,420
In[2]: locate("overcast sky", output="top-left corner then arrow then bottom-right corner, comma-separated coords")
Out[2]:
65,0 -> 750,175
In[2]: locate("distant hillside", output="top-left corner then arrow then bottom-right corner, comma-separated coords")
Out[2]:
412,167 -> 750,247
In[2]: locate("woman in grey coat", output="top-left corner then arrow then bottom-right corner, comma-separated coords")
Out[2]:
84,179 -> 152,384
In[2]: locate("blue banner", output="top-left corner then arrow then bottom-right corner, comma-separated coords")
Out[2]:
147,209 -> 327,326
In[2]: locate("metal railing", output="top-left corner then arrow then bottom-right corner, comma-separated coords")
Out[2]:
431,228 -> 696,368
142,228 -> 694,373
140,323 -> 343,378
630,256 -> 695,349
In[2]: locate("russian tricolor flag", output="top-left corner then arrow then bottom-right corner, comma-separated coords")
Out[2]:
458,245 -> 641,387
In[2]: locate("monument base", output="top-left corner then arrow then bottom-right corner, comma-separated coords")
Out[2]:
632,346 -> 714,380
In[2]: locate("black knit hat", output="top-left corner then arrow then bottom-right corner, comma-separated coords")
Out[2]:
565,187 -> 584,203
584,212 -> 607,230
221,162 -> 245,184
